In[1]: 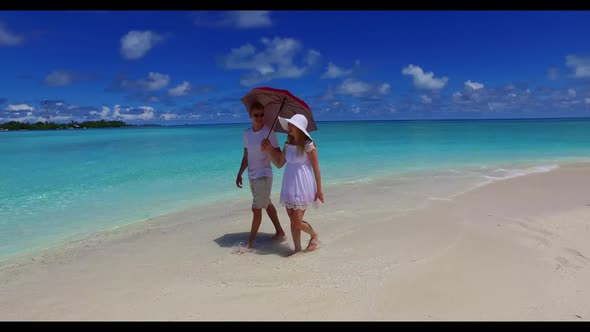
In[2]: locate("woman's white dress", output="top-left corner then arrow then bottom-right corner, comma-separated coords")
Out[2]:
279,141 -> 317,210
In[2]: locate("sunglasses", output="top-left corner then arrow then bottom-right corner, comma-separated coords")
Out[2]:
252,113 -> 264,118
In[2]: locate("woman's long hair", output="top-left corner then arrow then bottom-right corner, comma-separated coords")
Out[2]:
286,127 -> 314,155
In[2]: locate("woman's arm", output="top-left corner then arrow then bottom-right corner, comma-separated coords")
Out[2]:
262,139 -> 286,168
307,148 -> 324,203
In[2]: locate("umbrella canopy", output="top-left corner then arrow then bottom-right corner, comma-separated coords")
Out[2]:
241,87 -> 317,136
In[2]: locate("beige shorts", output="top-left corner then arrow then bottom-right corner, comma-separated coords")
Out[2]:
249,176 -> 273,209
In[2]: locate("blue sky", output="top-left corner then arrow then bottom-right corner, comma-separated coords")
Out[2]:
1,10 -> 590,124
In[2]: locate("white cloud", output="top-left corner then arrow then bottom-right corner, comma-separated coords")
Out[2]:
306,50 -> 321,66
547,87 -> 585,108
222,37 -> 319,86
321,60 -> 358,79
378,83 -> 391,95
6,112 -> 44,122
138,106 -> 155,112
565,55 -> 590,78
452,91 -> 469,104
335,79 -> 391,98
112,105 -> 156,121
227,43 -> 256,58
547,67 -> 559,80
447,84 -> 580,114
195,11 -> 272,29
402,64 -> 448,90
50,115 -> 75,122
465,80 -> 484,90
318,87 -> 336,101
45,71 -> 74,86
351,106 -> 361,114
568,88 -> 576,98
100,106 -> 111,118
120,30 -> 163,60
228,11 -> 272,28
337,78 -> 371,97
6,104 -> 34,111
160,112 -> 178,120
0,23 -> 24,46
168,81 -> 192,97
487,102 -> 506,111
401,84 -> 590,115
144,72 -> 169,90
451,81 -> 491,105
90,106 -> 110,119
421,95 -> 432,104
120,72 -> 170,92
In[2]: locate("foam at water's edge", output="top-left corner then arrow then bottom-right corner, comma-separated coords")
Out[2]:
459,164 -> 561,197
484,164 -> 560,180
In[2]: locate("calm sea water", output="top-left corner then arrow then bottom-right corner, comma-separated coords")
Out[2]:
2,119 -> 590,258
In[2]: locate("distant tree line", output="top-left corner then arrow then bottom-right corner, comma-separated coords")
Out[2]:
0,120 -> 129,131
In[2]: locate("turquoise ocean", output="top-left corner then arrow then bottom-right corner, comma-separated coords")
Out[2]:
2,119 -> 590,259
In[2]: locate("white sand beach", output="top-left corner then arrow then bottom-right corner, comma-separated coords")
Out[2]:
1,163 -> 589,320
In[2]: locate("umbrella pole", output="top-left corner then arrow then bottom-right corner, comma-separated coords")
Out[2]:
266,97 -> 286,139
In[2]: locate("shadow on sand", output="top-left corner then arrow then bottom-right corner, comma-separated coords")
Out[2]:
213,232 -> 292,257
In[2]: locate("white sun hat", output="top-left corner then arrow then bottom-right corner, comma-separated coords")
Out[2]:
278,114 -> 313,140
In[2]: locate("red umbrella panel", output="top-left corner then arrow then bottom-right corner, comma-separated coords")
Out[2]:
241,87 -> 317,137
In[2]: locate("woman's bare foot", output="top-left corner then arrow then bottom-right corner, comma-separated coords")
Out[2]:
306,237 -> 319,252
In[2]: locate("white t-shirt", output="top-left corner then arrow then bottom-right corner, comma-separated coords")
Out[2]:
243,126 -> 279,179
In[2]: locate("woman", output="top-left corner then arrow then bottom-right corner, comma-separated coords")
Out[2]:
262,114 -> 324,255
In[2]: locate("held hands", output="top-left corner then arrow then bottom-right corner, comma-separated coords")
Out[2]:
314,191 -> 324,203
261,138 -> 273,152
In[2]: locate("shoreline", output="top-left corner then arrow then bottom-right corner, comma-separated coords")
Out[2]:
0,159 -> 590,269
0,162 -> 589,319
1,157 -> 585,266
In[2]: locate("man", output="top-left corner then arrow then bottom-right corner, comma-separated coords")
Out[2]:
236,102 -> 285,249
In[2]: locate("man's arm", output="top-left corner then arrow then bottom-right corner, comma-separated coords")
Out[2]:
236,148 -> 248,188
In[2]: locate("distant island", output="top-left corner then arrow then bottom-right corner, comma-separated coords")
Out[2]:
0,120 -> 136,131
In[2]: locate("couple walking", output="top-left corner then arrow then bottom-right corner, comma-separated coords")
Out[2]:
236,101 -> 323,256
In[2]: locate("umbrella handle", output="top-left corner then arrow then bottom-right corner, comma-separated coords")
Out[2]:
266,97 -> 287,140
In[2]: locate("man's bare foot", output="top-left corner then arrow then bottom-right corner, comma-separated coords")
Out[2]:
288,250 -> 303,258
306,237 -> 319,252
272,233 -> 286,242
232,242 -> 252,254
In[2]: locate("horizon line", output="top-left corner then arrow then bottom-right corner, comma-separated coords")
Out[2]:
147,116 -> 590,127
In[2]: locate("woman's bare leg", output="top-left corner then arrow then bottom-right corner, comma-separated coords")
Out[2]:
291,209 -> 319,252
287,208 -> 302,254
